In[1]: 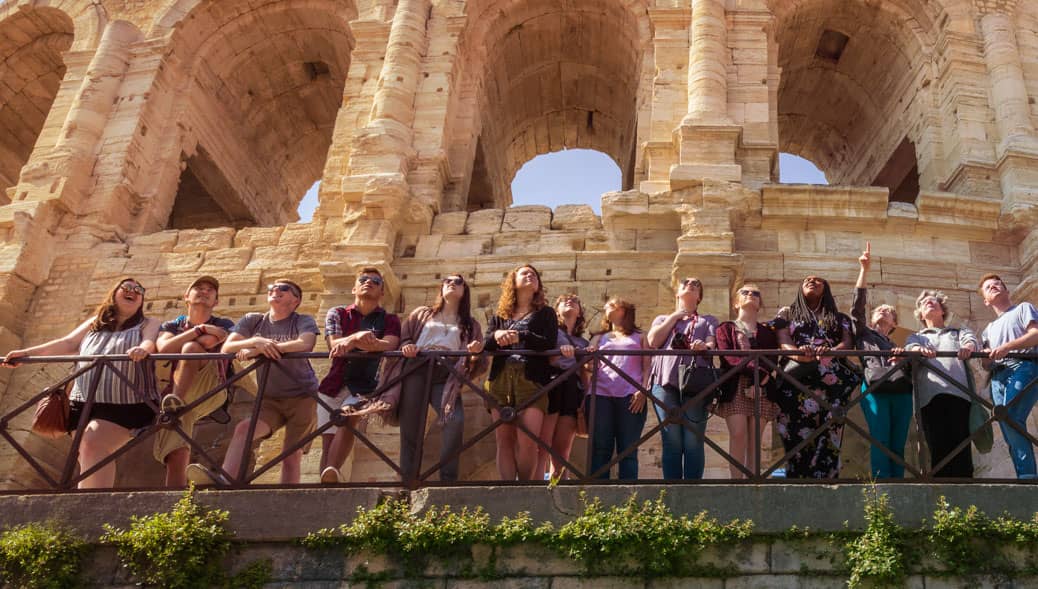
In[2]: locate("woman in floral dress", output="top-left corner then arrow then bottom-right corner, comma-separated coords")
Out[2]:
773,276 -> 860,478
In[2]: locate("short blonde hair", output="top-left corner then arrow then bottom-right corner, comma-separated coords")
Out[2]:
871,304 -> 898,326
914,290 -> 948,325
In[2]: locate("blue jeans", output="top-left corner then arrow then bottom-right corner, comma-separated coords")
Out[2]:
991,360 -> 1038,479
859,385 -> 913,479
651,384 -> 708,479
588,394 -> 648,480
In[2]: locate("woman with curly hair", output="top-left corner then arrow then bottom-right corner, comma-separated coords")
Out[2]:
4,278 -> 159,488
483,265 -> 558,480
538,293 -> 590,480
588,297 -> 650,479
773,276 -> 860,478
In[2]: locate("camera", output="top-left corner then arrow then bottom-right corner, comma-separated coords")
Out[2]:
671,331 -> 689,350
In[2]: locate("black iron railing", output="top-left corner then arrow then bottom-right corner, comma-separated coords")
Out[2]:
0,349 -> 1035,490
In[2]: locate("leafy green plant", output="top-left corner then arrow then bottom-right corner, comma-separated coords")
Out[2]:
0,522 -> 88,589
845,488 -> 908,588
101,487 -> 232,589
547,491 -> 752,576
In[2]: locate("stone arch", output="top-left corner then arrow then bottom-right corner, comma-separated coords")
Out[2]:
141,0 -> 357,230
0,6 -> 74,197
448,0 -> 652,210
0,1 -> 105,51
770,0 -> 943,196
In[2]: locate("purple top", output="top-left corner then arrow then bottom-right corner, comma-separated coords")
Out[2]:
594,331 -> 644,398
649,313 -> 719,388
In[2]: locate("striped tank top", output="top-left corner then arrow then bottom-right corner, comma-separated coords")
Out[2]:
70,322 -> 158,404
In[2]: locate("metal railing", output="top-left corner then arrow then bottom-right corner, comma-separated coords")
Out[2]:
1,349 -> 1036,490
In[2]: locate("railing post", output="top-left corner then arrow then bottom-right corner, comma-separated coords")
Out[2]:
238,359 -> 271,485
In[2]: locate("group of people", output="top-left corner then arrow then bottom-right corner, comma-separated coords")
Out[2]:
3,248 -> 1037,488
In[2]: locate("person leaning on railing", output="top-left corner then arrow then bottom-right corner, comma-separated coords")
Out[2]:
646,276 -> 717,480
383,273 -> 485,483
587,297 -> 650,480
851,243 -> 911,480
483,264 -> 558,481
316,267 -> 401,484
773,275 -> 860,479
713,283 -> 780,479
978,273 -> 1038,479
904,290 -> 977,478
3,277 -> 160,489
187,278 -> 320,486
152,275 -> 235,488
542,293 -> 591,481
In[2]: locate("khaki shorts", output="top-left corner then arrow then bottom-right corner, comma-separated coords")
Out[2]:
486,362 -> 548,413
153,361 -> 227,463
257,396 -> 317,453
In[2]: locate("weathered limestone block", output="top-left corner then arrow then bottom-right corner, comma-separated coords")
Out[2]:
636,229 -> 680,250
464,209 -> 503,234
551,204 -> 601,230
601,190 -> 650,218
430,211 -> 468,235
246,246 -> 300,270
199,248 -> 253,273
437,235 -> 492,258
916,191 -> 1002,230
414,234 -> 442,258
762,185 -> 888,220
172,228 -> 236,253
154,251 -> 205,274
122,253 -> 162,275
234,227 -> 285,249
278,223 -> 318,246
492,232 -> 545,256
501,205 -> 551,232
126,230 -> 178,254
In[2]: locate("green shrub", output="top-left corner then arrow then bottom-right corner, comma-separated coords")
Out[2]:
845,488 -> 908,588
547,492 -> 752,576
0,522 -> 88,589
101,487 -> 232,589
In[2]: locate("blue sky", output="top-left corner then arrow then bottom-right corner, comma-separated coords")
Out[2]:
296,151 -> 825,221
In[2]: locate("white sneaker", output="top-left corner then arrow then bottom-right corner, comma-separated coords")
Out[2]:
320,466 -> 342,484
161,393 -> 185,414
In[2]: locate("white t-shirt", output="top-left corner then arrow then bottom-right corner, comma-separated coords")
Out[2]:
415,315 -> 463,351
982,302 -> 1038,365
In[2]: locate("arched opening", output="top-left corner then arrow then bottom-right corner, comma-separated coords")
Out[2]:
456,0 -> 648,211
0,8 -> 74,199
778,153 -> 827,185
511,149 -> 620,212
161,0 -> 354,229
773,0 -> 935,201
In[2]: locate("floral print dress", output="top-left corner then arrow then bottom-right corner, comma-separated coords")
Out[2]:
773,310 -> 861,478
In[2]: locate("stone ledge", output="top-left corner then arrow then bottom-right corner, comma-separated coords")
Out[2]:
3,484 -> 1036,541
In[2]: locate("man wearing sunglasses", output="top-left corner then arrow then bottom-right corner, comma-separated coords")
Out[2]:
317,267 -> 401,483
187,278 -> 319,485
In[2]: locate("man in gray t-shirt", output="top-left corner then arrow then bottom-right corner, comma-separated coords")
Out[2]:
187,278 -> 319,486
978,273 -> 1038,479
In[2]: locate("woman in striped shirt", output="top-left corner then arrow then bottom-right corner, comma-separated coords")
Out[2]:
4,277 -> 160,488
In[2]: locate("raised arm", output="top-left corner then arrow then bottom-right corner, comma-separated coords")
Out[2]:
647,312 -> 682,349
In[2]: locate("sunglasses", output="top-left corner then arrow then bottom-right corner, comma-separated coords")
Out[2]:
682,278 -> 701,287
357,275 -> 384,286
119,283 -> 146,295
738,289 -> 761,297
442,276 -> 464,286
268,283 -> 300,296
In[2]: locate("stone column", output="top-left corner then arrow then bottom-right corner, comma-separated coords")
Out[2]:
978,9 -> 1037,154
52,21 -> 140,160
670,0 -> 742,189
686,0 -> 730,125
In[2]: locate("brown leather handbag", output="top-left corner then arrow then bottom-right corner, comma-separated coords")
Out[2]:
32,382 -> 71,438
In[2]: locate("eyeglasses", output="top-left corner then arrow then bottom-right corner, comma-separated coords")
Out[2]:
268,283 -> 300,296
358,275 -> 384,286
119,283 -> 145,295
560,296 -> 581,304
682,278 -> 701,287
442,277 -> 464,286
738,289 -> 761,298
